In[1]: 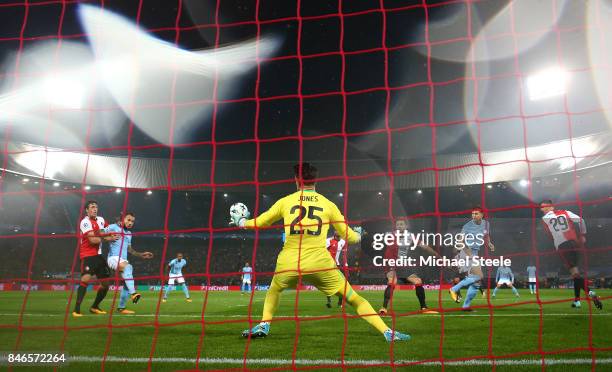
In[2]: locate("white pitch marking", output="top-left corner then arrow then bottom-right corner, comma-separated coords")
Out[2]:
25,356 -> 612,366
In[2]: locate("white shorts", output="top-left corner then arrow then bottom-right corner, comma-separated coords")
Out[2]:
498,279 -> 513,286
107,256 -> 128,271
529,278 -> 536,283
242,279 -> 251,285
168,273 -> 185,285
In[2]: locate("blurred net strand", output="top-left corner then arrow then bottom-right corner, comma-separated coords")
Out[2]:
98,0 -> 148,370
339,0 -> 352,369
506,0 -> 547,369
9,0 -> 62,362
142,0 -> 187,370
551,0 -> 597,367
238,0 -> 269,369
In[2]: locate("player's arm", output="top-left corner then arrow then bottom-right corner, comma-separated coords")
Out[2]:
335,244 -> 342,266
566,210 -> 586,232
340,240 -> 348,266
101,231 -> 120,242
486,235 -> 495,252
128,245 -> 154,259
329,204 -> 361,244
484,221 -> 495,251
99,222 -> 120,242
242,200 -> 283,229
101,233 -> 120,242
566,210 -> 587,242
496,267 -> 501,282
84,231 -> 102,245
80,219 -> 102,245
510,270 -> 514,283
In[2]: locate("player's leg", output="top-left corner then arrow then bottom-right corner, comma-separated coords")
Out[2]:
407,274 -> 435,312
115,260 -> 141,304
569,266 -> 602,309
479,278 -> 486,297
90,281 -> 109,313
246,279 -> 252,293
462,282 -> 480,311
450,272 -> 481,301
330,274 -> 410,341
508,283 -> 519,297
452,277 -> 463,303
73,270 -> 91,316
179,278 -> 191,301
561,243 -> 602,309
163,277 -> 175,301
90,256 -> 110,314
117,284 -> 135,314
242,272 -> 294,338
241,280 -> 246,294
380,270 -> 397,315
449,251 -> 482,301
492,283 -> 501,297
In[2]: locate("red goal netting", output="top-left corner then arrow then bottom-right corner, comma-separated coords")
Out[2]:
0,0 -> 610,371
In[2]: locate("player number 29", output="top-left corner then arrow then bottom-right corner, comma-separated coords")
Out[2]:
550,215 -> 569,232
289,205 -> 323,236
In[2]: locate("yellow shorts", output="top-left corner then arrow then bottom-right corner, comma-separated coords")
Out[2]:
272,250 -> 354,297
271,268 -> 354,297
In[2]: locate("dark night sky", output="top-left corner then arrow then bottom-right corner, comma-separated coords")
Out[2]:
0,0 -> 610,169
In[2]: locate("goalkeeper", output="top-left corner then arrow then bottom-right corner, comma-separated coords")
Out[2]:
231,163 -> 410,342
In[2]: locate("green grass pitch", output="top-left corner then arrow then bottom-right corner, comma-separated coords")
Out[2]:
0,288 -> 609,371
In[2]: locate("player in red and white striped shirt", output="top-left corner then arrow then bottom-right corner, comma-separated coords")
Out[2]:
325,233 -> 346,308
539,200 -> 602,309
72,200 -> 120,317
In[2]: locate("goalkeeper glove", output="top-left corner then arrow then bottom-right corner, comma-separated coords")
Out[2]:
229,206 -> 250,228
353,226 -> 363,237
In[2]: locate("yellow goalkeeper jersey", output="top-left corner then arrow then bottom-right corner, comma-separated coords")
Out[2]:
244,189 -> 360,269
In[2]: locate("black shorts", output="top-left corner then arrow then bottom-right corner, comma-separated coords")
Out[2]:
557,240 -> 580,269
81,255 -> 110,279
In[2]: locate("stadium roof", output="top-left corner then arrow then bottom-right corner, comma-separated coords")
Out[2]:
3,130 -> 610,191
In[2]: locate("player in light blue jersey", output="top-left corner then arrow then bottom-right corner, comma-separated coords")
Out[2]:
526,264 -> 537,294
449,207 -> 495,311
162,253 -> 191,302
106,212 -> 154,314
241,262 -> 253,294
492,264 -> 519,298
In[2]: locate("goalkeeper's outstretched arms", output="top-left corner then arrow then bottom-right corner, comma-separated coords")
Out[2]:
230,201 -> 282,229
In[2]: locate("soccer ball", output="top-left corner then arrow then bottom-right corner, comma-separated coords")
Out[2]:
230,202 -> 249,219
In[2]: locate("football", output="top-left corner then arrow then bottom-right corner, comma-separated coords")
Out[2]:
230,202 -> 249,218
